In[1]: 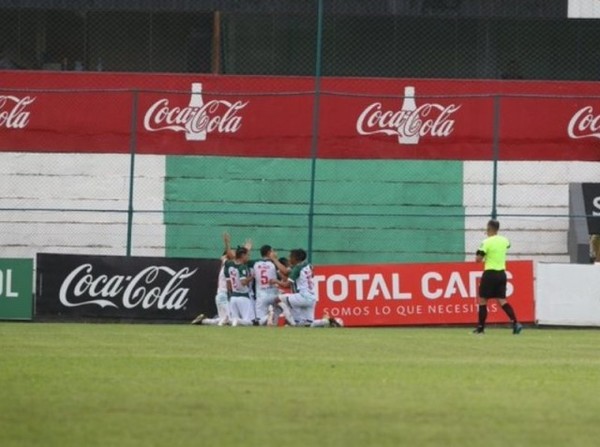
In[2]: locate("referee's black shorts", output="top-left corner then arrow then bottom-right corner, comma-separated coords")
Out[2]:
479,270 -> 507,299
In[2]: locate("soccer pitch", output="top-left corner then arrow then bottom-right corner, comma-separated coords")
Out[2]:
1,324 -> 599,447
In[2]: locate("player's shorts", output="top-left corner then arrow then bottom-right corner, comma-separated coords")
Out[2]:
215,291 -> 229,320
229,295 -> 255,322
479,270 -> 507,299
255,288 -> 279,319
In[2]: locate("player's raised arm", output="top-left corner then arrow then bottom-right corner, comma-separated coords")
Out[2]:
222,232 -> 234,261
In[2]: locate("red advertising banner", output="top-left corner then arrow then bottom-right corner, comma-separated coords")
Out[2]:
1,70 -> 599,160
313,261 -> 534,327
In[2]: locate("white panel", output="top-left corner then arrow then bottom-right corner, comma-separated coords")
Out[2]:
0,153 -> 166,259
0,198 -> 127,209
464,161 -> 600,184
536,263 -> 600,326
2,175 -> 130,201
463,184 -> 567,208
464,161 -> 600,263
466,211 -> 568,230
133,155 -> 166,210
0,152 -> 129,175
568,0 -> 600,18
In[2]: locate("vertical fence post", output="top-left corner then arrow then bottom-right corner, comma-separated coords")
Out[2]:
126,90 -> 139,256
491,95 -> 500,220
307,0 -> 324,261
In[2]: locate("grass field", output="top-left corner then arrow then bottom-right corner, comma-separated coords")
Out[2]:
1,323 -> 599,447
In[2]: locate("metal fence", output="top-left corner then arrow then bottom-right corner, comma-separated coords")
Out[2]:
1,87 -> 598,265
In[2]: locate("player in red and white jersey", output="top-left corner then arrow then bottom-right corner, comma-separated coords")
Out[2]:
252,245 -> 280,326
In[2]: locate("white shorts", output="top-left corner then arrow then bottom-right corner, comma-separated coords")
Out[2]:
282,293 -> 316,323
255,288 -> 279,319
215,291 -> 229,320
229,295 -> 255,322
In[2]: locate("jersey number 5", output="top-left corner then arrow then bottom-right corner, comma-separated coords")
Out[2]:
259,269 -> 269,286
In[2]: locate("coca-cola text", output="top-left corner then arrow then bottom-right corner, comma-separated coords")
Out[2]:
144,98 -> 248,136
59,264 -> 197,310
568,106 -> 600,140
356,102 -> 461,144
0,95 -> 35,129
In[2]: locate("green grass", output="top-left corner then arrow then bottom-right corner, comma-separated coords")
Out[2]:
1,324 -> 599,447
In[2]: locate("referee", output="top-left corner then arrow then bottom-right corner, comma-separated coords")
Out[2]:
474,220 -> 523,335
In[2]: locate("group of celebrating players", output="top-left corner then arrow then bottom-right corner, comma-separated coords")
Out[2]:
191,233 -> 343,328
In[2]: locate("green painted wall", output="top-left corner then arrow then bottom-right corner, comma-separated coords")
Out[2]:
164,156 -> 464,264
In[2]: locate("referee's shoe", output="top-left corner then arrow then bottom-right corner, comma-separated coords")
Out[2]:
513,322 -> 523,335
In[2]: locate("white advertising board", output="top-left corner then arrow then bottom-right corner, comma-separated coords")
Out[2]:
536,263 -> 600,326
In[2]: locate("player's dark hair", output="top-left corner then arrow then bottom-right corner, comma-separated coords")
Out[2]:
290,249 -> 307,262
487,219 -> 500,231
278,257 -> 289,267
235,246 -> 248,258
260,245 -> 272,257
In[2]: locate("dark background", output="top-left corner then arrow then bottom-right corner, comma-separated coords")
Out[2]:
582,183 -> 600,235
3,0 -> 599,82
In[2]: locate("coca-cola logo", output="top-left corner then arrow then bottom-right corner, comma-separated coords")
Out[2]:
59,263 -> 198,310
568,106 -> 600,140
356,87 -> 461,145
0,95 -> 35,129
143,83 -> 248,141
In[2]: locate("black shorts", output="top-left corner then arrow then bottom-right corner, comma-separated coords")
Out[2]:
479,270 -> 507,299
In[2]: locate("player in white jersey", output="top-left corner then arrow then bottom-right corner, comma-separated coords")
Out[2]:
225,246 -> 256,326
270,249 -> 342,328
191,234 -> 252,326
253,245 -> 281,326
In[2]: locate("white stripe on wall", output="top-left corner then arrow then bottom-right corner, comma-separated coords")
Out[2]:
464,161 -> 600,263
0,153 -> 165,258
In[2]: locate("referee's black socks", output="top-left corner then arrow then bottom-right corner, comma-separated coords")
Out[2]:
477,305 -> 488,331
501,303 -> 518,324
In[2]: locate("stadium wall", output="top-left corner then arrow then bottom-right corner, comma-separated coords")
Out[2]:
0,152 -> 165,258
464,161 -> 600,263
2,153 -> 598,264
2,71 -> 599,264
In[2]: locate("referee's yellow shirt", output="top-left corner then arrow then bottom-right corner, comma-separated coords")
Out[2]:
479,235 -> 510,270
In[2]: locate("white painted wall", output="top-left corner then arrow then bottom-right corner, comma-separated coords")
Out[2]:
1,155 -> 596,264
0,153 -> 165,258
464,161 -> 600,263
568,0 -> 600,18
537,263 -> 600,326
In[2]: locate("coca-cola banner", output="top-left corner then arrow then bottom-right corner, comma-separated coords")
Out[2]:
2,71 -> 600,160
35,253 -> 221,321
313,261 -> 535,327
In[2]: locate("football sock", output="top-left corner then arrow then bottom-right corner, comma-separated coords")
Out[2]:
502,303 -> 517,324
477,304 -> 488,330
309,319 -> 329,328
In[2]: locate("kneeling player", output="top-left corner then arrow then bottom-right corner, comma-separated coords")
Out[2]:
270,249 -> 341,328
192,234 -> 251,326
253,245 -> 281,325
225,246 -> 256,326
